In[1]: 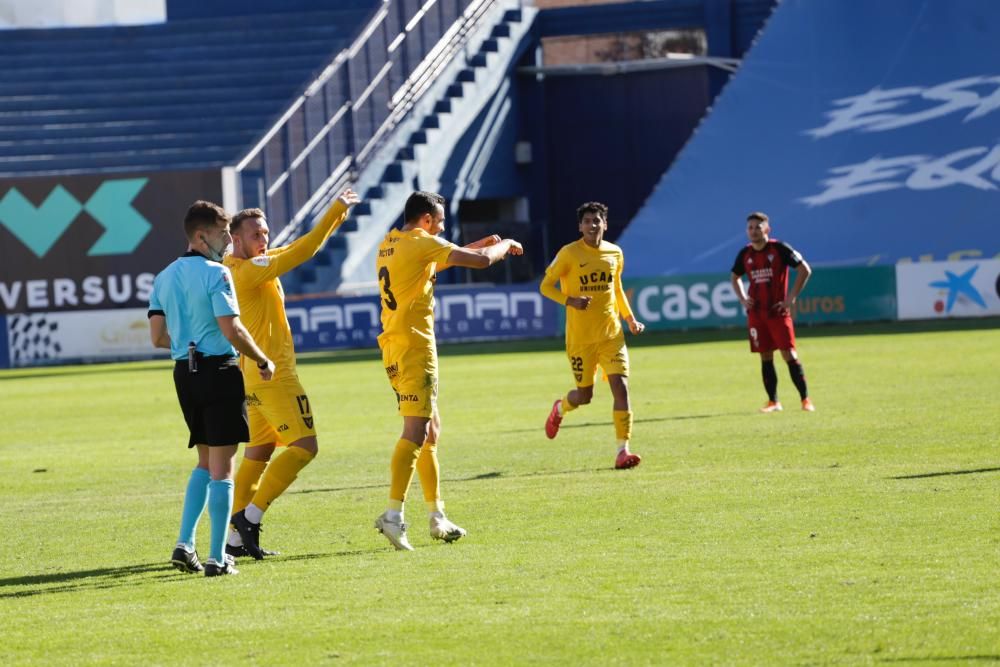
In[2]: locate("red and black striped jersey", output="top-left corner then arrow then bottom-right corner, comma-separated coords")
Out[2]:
731,240 -> 804,316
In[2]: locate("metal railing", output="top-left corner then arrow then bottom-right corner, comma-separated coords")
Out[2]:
233,0 -> 502,245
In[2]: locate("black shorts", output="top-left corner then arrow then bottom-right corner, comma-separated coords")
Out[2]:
172,355 -> 249,447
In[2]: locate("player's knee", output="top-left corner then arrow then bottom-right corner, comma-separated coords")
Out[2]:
290,436 -> 318,457
247,445 -> 276,461
576,388 -> 594,404
609,374 -> 628,391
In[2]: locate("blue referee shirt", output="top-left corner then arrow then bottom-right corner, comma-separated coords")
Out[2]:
148,251 -> 240,360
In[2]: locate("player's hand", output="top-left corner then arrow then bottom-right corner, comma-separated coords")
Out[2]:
337,189 -> 361,208
627,318 -> 645,335
258,359 -> 275,381
466,234 -> 501,249
772,299 -> 794,315
567,296 -> 591,310
504,239 -> 523,256
742,296 -> 754,311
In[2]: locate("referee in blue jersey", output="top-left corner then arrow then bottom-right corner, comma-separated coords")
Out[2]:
148,200 -> 275,577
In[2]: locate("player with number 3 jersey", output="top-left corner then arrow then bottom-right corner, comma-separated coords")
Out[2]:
373,190 -> 522,551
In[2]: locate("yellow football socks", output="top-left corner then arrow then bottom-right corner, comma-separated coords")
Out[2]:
561,395 -> 578,415
232,458 -> 267,515
613,410 -> 633,442
388,438 -> 421,510
417,440 -> 444,513
251,445 -> 315,510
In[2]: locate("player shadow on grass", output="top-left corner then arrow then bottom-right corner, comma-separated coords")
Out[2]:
0,562 -> 174,599
290,467 -> 610,499
501,412 -> 743,435
877,655 -> 1000,662
890,466 -> 1000,480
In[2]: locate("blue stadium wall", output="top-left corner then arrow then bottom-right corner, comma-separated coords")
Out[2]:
428,57 -> 712,272
618,0 -> 1000,276
433,0 -> 775,264
529,65 -> 712,253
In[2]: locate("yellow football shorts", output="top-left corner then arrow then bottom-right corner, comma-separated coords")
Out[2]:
244,374 -> 317,448
380,338 -> 438,418
566,333 -> 629,387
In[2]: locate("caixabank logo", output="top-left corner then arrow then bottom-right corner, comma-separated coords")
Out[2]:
0,171 -> 224,314
897,259 -> 1000,320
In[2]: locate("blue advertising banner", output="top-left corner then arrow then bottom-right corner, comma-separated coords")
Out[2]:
286,285 -> 560,352
618,0 -> 1000,276
433,285 -> 558,342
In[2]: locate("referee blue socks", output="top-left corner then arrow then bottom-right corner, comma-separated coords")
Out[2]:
177,467 -> 210,549
207,479 -> 234,564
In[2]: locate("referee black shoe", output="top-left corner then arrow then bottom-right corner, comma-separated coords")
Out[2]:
231,510 -> 265,560
170,545 -> 204,573
203,558 -> 239,577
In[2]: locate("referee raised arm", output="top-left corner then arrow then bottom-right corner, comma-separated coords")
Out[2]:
148,200 -> 274,577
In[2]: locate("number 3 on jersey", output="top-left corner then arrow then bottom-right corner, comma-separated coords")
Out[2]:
378,266 -> 398,310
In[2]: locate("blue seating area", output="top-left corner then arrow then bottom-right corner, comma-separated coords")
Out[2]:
0,4 -> 379,176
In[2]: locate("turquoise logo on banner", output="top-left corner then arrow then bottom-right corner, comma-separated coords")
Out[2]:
0,178 -> 151,258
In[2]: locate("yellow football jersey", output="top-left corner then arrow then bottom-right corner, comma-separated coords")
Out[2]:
375,227 -> 456,346
540,239 -> 634,345
225,200 -> 349,386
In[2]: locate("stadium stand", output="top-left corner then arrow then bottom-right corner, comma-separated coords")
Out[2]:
0,0 -> 780,296
0,3 -> 379,177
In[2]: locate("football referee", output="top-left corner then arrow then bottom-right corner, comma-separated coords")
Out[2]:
148,200 -> 275,577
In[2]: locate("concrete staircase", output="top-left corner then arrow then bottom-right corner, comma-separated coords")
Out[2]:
289,3 -> 536,294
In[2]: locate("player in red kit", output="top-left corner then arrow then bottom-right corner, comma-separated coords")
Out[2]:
729,212 -> 815,413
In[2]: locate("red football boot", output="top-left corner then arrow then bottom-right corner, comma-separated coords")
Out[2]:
545,399 -> 563,439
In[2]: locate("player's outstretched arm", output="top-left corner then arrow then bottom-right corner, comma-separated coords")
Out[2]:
464,234 -> 501,250
436,235 -> 502,272
445,238 -> 522,269
264,188 -> 361,276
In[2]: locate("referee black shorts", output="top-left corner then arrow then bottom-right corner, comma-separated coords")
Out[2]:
172,355 -> 249,447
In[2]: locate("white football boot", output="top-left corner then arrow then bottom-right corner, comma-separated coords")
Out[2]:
375,512 -> 414,551
429,514 -> 467,543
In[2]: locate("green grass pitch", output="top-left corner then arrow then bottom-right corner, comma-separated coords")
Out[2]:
2,320 -> 999,665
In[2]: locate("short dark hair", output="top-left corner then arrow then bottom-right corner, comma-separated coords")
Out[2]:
183,200 -> 229,241
576,201 -> 608,223
404,190 -> 445,223
747,211 -> 769,224
232,207 -> 266,232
